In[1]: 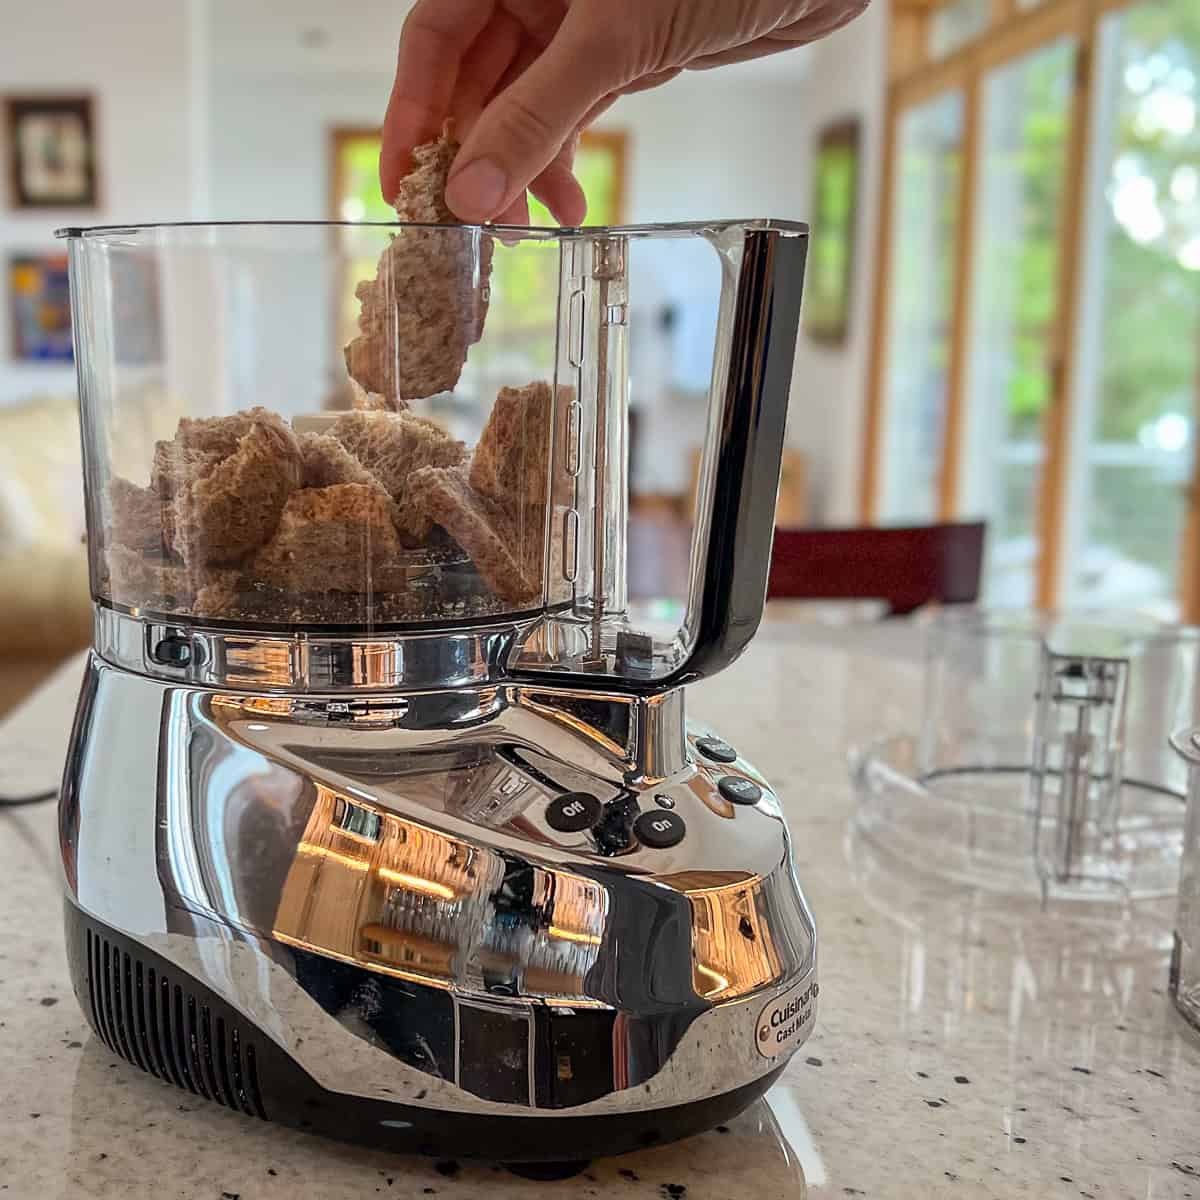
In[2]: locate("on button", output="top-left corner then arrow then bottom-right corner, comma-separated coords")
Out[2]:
634,810 -> 686,849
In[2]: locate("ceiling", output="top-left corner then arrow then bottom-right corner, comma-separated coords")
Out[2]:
205,0 -> 810,85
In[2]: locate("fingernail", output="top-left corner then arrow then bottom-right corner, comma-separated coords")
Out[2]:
445,158 -> 508,220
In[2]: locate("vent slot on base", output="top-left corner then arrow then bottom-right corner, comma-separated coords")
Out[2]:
84,927 -> 267,1119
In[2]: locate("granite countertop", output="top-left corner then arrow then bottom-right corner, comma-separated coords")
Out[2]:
2,616 -> 1199,1199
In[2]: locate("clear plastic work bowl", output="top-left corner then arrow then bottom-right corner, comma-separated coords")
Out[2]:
60,218 -> 808,689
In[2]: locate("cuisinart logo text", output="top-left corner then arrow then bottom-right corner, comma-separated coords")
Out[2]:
755,977 -> 818,1058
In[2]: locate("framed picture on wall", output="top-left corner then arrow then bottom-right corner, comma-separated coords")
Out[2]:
5,95 -> 98,209
8,253 -> 73,362
805,117 -> 860,346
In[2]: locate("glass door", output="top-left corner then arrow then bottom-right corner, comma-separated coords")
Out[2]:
1062,0 -> 1200,614
877,91 -> 966,522
959,38 -> 1077,606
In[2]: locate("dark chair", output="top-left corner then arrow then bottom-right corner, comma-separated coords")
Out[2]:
767,522 -> 986,615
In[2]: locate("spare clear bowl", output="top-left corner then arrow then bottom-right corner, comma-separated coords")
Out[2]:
852,608 -> 1200,904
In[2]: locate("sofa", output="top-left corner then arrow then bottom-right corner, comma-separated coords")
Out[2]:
0,394 -> 92,716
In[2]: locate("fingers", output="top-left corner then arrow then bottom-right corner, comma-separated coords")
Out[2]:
579,93 -> 620,130
491,133 -> 584,226
775,0 -> 872,43
687,0 -> 871,68
449,10 -> 524,136
529,151 -> 587,226
501,0 -> 566,50
614,68 -> 683,97
445,17 -> 623,221
686,37 -> 806,69
495,193 -> 532,226
381,0 -> 496,202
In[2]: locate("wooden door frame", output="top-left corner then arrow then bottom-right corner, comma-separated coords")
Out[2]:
578,128 -> 630,224
328,126 -> 381,392
863,0 -> 1200,615
328,126 -> 381,222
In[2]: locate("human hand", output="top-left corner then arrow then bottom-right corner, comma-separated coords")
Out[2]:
381,0 -> 870,225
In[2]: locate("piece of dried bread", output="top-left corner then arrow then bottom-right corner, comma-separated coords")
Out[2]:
151,407 -> 290,496
253,484 -> 405,593
409,466 -> 544,606
192,574 -> 245,621
108,476 -> 168,555
151,442 -> 222,500
469,380 -> 557,508
299,431 -> 381,490
343,129 -> 492,407
106,546 -> 196,611
169,414 -> 302,565
329,410 -> 467,542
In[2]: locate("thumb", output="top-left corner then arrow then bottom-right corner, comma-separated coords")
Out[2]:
446,26 -> 620,222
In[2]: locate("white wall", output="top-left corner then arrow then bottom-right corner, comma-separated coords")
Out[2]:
0,0 -> 200,407
786,1 -> 889,524
208,72 -> 391,221
597,80 -> 810,223
602,81 -> 814,494
207,71 -> 395,411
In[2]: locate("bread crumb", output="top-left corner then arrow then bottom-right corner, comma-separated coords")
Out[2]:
107,546 -> 196,610
192,574 -> 244,621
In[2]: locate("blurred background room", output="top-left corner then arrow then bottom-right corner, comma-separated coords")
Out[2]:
0,0 -> 1197,714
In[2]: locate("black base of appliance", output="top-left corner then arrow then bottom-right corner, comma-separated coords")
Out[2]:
64,901 -> 784,1165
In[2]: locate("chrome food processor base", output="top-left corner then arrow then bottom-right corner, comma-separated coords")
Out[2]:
60,615 -> 817,1163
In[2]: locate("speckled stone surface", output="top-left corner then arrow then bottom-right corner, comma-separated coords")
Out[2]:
2,615 -> 1200,1198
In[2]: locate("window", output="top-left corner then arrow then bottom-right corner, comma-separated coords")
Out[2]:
930,0 -> 991,57
878,93 -> 965,522
1064,0 -> 1200,612
868,0 -> 1200,617
961,40 -> 1075,605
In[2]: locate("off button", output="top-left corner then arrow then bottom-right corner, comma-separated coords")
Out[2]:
634,810 -> 686,849
546,791 -> 602,833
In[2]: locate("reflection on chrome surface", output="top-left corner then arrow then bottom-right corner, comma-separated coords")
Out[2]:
272,783 -> 607,1000
63,657 -> 816,1114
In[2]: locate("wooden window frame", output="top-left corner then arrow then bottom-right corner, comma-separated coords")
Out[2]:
577,129 -> 630,226
864,0 -> 1200,617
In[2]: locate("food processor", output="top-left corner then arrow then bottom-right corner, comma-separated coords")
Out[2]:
56,218 -> 816,1164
